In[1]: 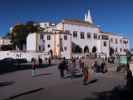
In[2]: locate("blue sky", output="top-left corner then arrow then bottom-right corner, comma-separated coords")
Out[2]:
0,0 -> 133,48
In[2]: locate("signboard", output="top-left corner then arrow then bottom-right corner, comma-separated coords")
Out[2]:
119,55 -> 128,65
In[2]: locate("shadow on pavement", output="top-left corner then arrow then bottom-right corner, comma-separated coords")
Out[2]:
5,88 -> 44,100
88,79 -> 98,84
82,86 -> 132,100
65,74 -> 83,79
83,79 -> 98,86
34,73 -> 52,77
0,81 -> 15,87
0,63 -> 56,75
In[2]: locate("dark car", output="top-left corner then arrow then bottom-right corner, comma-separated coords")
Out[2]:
0,58 -> 17,64
15,58 -> 27,64
0,58 -> 27,65
0,58 -> 18,74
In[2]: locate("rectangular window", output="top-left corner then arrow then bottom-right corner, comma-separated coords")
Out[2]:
115,39 -> 118,44
64,35 -> 67,40
40,33 -> 44,39
120,39 -> 122,44
87,33 -> 91,39
73,31 -> 77,38
94,34 -> 97,39
47,35 -> 51,40
103,41 -> 107,47
48,44 -> 50,48
102,35 -> 108,40
80,32 -> 84,39
65,30 -> 70,34
60,38 -> 63,51
123,40 -> 128,44
98,35 -> 101,39
120,48 -> 122,52
115,48 -> 118,52
124,49 -> 127,52
64,46 -> 67,51
110,38 -> 113,43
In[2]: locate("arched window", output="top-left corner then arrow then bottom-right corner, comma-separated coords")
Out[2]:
92,46 -> 97,53
72,42 -> 82,53
84,46 -> 89,53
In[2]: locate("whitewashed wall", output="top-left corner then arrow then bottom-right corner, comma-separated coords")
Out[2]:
63,24 -> 101,53
109,35 -> 128,55
101,40 -> 110,57
27,33 -> 37,51
0,51 -> 49,62
60,34 -> 72,59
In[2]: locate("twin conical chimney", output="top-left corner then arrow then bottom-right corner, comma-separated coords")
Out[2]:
84,9 -> 93,24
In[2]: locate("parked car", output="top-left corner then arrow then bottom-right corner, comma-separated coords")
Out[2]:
0,58 -> 17,64
0,58 -> 17,74
0,58 -> 27,65
15,58 -> 27,64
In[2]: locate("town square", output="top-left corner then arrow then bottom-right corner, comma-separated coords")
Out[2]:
0,0 -> 133,100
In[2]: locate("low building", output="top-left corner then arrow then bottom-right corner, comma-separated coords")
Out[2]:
27,31 -> 72,59
0,37 -> 11,46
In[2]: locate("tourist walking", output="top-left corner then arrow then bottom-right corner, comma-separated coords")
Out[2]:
93,61 -> 99,72
82,58 -> 91,85
79,57 -> 84,73
48,57 -> 51,65
31,58 -> 37,77
38,56 -> 42,65
63,57 -> 69,72
58,60 -> 66,78
100,60 -> 106,73
69,59 -> 77,79
83,63 -> 90,85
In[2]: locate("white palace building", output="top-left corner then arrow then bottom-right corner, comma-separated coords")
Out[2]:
27,10 -> 129,59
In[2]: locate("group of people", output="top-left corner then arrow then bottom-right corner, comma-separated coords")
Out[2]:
31,57 -> 52,77
92,60 -> 107,73
80,57 -> 107,84
58,57 -> 82,79
58,57 -> 107,85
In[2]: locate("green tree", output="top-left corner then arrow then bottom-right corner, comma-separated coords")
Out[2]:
11,22 -> 40,50
26,21 -> 40,33
11,24 -> 28,50
11,21 -> 39,50
4,32 -> 12,39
